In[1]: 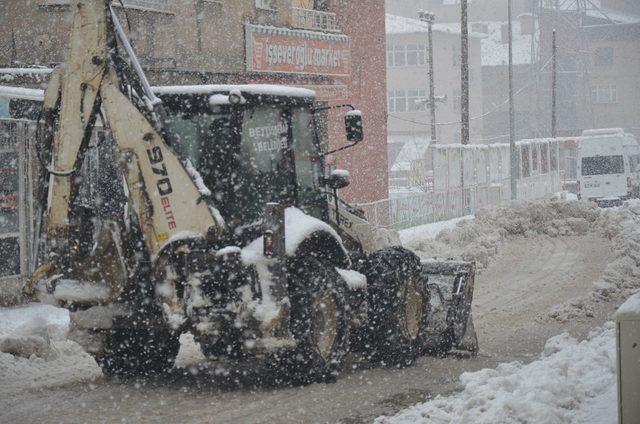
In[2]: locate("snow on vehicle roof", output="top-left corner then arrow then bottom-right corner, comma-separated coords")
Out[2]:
0,68 -> 53,75
0,83 -> 317,102
0,85 -> 45,101
385,14 -> 486,38
152,84 -> 316,99
581,128 -> 625,137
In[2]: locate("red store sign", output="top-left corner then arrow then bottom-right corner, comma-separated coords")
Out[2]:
245,24 -> 351,77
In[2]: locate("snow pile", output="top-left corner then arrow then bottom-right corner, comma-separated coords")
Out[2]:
0,304 -> 101,395
404,198 -> 640,319
407,199 -> 600,269
376,323 -> 617,424
592,202 -> 640,303
399,215 -> 474,246
546,200 -> 640,321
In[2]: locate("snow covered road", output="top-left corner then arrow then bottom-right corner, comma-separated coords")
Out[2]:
1,231 -> 616,423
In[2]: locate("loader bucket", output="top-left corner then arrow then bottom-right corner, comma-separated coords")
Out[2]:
421,260 -> 478,353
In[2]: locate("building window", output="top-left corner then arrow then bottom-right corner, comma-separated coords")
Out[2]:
393,90 -> 407,112
591,85 -> 617,104
255,0 -> 277,10
387,45 -> 426,67
408,89 -> 427,111
394,46 -> 406,67
406,44 -> 426,66
594,46 -> 613,66
388,89 -> 427,113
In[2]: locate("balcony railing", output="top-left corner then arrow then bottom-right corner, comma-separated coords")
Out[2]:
291,8 -> 340,33
40,0 -> 174,13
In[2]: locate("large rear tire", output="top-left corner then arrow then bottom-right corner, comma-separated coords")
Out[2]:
361,247 -> 429,367
278,256 -> 351,385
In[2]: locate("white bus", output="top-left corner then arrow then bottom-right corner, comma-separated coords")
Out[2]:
578,128 -> 640,206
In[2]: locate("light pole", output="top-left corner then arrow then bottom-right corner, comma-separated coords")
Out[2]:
551,29 -> 558,138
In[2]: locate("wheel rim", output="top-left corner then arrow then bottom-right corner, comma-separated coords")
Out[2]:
312,290 -> 338,362
403,278 -> 423,340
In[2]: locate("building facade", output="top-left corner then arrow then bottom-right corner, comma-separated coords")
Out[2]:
480,14 -> 541,142
0,0 -> 388,203
577,23 -> 640,137
385,14 -> 483,189
537,2 -> 640,138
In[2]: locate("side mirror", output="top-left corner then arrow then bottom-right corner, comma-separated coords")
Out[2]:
345,110 -> 363,143
327,169 -> 350,190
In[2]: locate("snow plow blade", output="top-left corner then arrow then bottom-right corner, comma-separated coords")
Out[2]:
421,260 -> 478,355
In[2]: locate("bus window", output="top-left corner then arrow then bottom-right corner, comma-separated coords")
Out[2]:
581,155 -> 624,176
550,142 -> 558,172
0,98 -> 9,118
521,145 -> 531,177
541,143 -> 549,173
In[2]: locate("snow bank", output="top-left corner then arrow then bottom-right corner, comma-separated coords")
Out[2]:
548,200 -> 640,320
404,198 -> 640,321
399,215 -> 474,246
406,199 -> 600,269
376,323 -> 617,424
0,304 -> 101,394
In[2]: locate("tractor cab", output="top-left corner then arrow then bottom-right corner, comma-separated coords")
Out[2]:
156,85 -> 362,245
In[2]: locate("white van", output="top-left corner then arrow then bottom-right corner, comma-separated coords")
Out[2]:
578,128 -> 640,206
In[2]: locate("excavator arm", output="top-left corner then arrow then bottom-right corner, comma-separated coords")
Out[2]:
31,0 -> 224,287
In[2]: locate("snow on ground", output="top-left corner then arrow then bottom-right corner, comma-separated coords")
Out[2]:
404,198 -> 640,321
0,303 -> 102,395
404,199 -> 602,269
375,323 -> 617,424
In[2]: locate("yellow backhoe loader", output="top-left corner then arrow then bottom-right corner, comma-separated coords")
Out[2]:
26,0 -> 477,382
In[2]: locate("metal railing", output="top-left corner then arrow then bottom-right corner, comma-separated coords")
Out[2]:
291,7 -> 340,33
360,141 -> 562,230
120,0 -> 173,13
358,174 -> 560,231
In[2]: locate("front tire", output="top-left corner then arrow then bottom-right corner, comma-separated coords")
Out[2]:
361,247 -> 429,367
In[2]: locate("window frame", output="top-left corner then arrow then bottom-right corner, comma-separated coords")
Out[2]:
591,85 -> 618,104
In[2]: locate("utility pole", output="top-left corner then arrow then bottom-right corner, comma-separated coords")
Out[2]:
419,10 -> 437,176
551,29 -> 558,138
460,0 -> 469,146
419,11 -> 437,147
508,0 -> 518,200
460,0 -> 469,213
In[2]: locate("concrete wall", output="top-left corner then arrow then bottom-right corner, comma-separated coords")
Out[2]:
331,0 -> 389,203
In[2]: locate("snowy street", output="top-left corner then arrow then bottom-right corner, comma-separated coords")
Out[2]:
2,0 -> 640,422
2,199 -> 634,424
